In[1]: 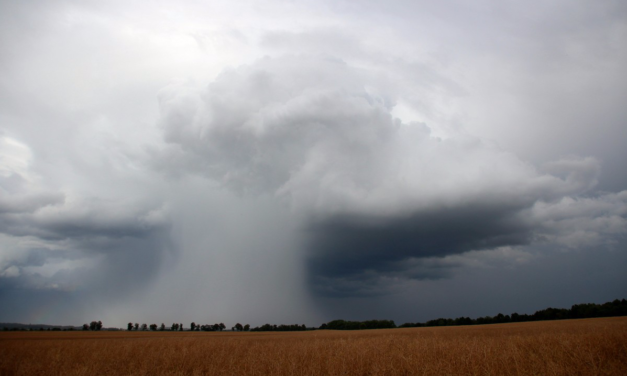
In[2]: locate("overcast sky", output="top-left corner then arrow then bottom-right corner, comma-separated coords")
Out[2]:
1,0 -> 626,328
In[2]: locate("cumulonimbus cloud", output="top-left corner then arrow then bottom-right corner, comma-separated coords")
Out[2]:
153,55 -> 627,296
0,135 -> 172,296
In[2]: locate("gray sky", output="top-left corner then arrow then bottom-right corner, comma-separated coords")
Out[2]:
1,0 -> 625,328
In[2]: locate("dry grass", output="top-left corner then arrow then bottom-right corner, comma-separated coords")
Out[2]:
1,317 -> 626,376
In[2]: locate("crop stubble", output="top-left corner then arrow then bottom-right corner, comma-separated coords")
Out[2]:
1,317 -> 626,375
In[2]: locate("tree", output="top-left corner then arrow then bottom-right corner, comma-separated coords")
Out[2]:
190,322 -> 196,331
219,323 -> 225,331
82,324 -> 89,331
235,323 -> 243,331
97,321 -> 103,331
171,323 -> 179,331
141,323 -> 147,331
134,323 -> 139,330
244,324 -> 250,331
160,323 -> 165,331
149,324 -> 158,331
128,322 -> 133,331
179,323 -> 183,331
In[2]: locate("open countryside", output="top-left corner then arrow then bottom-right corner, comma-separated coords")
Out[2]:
2,317 -> 626,376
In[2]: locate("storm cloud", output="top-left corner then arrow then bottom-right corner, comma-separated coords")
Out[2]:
0,135 -> 173,320
153,56 -> 626,296
1,0 -> 625,326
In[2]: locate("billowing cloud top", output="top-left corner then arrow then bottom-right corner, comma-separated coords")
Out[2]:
154,56 -> 626,296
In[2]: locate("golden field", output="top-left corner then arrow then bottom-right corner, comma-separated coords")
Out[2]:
1,317 -> 626,376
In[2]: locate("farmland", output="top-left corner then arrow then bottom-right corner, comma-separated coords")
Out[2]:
1,317 -> 626,375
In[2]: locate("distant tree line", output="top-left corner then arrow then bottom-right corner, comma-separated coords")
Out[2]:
399,299 -> 627,328
197,323 -> 227,331
231,323 -> 250,331
4,298 -> 625,332
125,322 -> 228,331
319,319 -> 396,330
81,321 -> 103,331
2,326 -> 76,331
250,324 -> 307,332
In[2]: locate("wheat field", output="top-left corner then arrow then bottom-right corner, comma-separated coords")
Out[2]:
1,317 -> 626,376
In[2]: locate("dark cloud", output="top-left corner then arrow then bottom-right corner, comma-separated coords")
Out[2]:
1,203 -> 166,241
306,203 -> 531,295
0,135 -> 174,322
306,190 -> 627,296
0,220 -> 175,323
312,243 -> 627,324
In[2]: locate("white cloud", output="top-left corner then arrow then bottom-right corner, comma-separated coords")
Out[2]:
0,137 -> 31,178
155,56 -> 605,219
0,266 -> 20,278
529,191 -> 627,248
